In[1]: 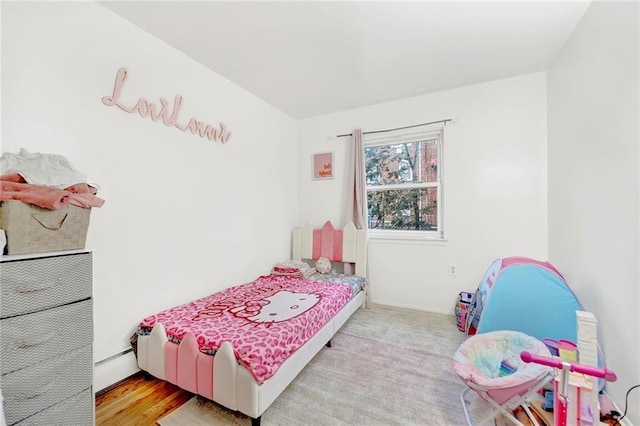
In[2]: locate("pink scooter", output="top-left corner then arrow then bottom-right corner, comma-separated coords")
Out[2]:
520,351 -> 617,426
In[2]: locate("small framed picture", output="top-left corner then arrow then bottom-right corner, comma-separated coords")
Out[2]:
312,152 -> 334,180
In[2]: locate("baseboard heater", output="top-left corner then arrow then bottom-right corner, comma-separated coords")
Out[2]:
95,347 -> 133,366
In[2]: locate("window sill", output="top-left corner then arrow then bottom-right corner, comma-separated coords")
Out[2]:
367,230 -> 447,243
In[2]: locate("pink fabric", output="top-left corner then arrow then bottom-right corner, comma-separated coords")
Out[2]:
501,256 -> 565,279
177,332 -> 199,393
333,230 -> 343,261
0,181 -> 70,209
0,175 -> 105,209
311,221 -> 344,262
165,342 -> 179,385
0,173 -> 25,183
271,266 -> 302,276
312,229 -> 322,260
197,353 -> 214,400
66,182 -> 105,208
65,182 -> 98,195
320,224 -> 334,259
140,275 -> 351,383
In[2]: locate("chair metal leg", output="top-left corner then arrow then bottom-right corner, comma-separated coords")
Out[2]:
520,403 -> 540,426
460,387 -> 475,426
460,387 -> 524,426
478,392 -> 525,426
458,371 -> 553,426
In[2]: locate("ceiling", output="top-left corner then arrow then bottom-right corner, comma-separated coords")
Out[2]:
99,1 -> 591,119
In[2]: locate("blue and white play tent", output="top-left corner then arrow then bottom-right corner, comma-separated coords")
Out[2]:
465,256 -> 583,344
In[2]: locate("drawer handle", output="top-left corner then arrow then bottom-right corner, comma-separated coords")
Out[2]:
16,280 -> 56,293
16,332 -> 56,349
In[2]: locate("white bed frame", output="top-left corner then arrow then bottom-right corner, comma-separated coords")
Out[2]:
135,221 -> 367,425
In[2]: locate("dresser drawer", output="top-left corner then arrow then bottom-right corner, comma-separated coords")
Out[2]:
0,252 -> 92,318
13,388 -> 93,426
0,298 -> 92,374
1,345 -> 92,425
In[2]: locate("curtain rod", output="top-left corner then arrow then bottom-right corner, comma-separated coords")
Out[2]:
336,118 -> 453,138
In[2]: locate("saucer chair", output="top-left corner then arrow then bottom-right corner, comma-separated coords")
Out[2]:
454,330 -> 553,425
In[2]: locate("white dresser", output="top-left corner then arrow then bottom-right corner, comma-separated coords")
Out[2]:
0,251 -> 93,425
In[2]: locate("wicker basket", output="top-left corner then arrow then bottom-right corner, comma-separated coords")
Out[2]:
0,200 -> 91,255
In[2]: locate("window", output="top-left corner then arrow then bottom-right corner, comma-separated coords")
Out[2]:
364,129 -> 443,238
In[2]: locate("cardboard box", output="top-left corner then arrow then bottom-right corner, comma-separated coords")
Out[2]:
0,200 -> 91,255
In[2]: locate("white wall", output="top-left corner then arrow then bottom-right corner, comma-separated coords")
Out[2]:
547,2 -> 639,423
1,2 -> 299,390
5,2 -> 636,419
298,73 -> 549,314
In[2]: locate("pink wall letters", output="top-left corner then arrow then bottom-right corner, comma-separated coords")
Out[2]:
102,68 -> 231,143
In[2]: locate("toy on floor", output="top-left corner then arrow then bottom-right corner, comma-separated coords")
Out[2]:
454,330 -> 554,426
456,291 -> 474,332
464,257 -> 573,339
520,351 -> 617,426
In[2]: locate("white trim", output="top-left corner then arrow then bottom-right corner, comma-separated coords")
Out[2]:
94,347 -> 132,365
363,128 -> 443,146
94,351 -> 139,392
370,299 -> 453,316
367,181 -> 438,192
368,231 -> 447,244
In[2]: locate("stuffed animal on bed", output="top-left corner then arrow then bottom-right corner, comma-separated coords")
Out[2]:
315,257 -> 331,274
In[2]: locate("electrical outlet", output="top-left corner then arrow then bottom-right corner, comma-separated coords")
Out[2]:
449,264 -> 457,276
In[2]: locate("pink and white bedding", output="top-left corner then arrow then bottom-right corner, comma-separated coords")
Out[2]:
303,271 -> 366,298
137,274 -> 351,383
134,221 -> 367,424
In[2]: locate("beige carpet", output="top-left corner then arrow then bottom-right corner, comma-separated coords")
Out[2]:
157,304 -> 473,425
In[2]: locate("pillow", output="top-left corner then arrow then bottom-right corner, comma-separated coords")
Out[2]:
315,257 -> 332,274
274,259 -> 312,271
271,266 -> 303,276
271,259 -> 314,276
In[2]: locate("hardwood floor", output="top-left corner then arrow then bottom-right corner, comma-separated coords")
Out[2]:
95,372 -> 192,426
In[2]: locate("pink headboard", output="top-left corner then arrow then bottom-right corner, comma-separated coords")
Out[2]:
293,221 -> 367,277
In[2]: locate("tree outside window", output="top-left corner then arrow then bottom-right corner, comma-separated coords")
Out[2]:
365,132 -> 441,236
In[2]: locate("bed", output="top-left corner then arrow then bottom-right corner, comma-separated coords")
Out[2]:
134,221 -> 367,425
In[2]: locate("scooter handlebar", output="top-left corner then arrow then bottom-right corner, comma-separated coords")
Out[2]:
520,351 -> 617,382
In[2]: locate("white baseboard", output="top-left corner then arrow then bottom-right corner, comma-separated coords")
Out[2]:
94,351 -> 140,392
370,299 -> 454,316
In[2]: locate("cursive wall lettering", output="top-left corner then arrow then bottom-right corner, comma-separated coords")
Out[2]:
102,68 -> 231,143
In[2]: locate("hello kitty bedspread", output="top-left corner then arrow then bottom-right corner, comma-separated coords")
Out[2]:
137,274 -> 352,383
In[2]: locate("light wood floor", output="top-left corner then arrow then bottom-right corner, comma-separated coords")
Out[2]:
95,372 -> 192,426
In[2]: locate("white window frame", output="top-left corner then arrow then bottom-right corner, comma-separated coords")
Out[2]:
364,128 -> 444,240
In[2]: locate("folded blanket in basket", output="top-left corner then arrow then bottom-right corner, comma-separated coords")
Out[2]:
0,181 -> 70,210
0,177 -> 104,210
